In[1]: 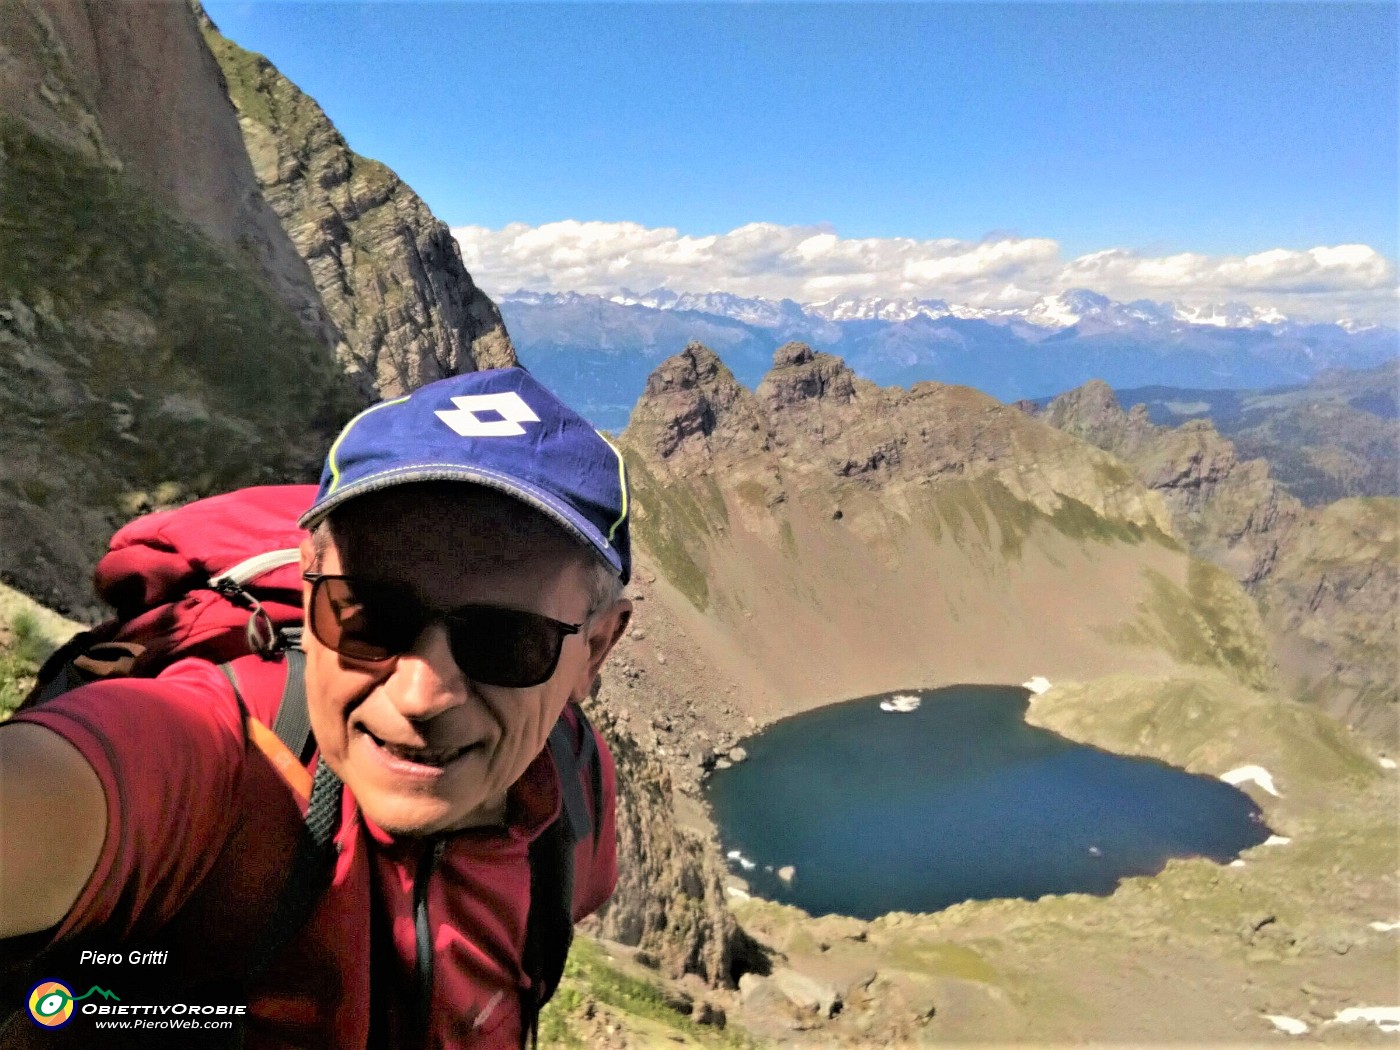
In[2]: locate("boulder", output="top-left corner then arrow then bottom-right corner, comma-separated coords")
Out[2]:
773,968 -> 842,1018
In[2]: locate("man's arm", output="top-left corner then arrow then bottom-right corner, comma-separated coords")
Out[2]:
0,723 -> 106,938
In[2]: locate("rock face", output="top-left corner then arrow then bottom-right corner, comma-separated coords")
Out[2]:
586,702 -> 745,986
200,13 -> 516,399
1039,380 -> 1395,739
0,0 -> 356,612
1041,379 -> 1305,587
627,343 -> 771,464
1261,498 -> 1398,737
0,0 -> 338,352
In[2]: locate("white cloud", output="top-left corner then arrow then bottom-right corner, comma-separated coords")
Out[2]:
453,220 -> 1398,324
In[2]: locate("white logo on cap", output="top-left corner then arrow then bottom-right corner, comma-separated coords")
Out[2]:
435,392 -> 540,437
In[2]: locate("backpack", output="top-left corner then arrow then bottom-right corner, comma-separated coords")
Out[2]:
16,485 -> 602,1048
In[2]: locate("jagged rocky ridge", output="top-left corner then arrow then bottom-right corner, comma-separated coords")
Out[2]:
610,340 -> 1280,755
1032,380 -> 1396,740
199,9 -> 516,399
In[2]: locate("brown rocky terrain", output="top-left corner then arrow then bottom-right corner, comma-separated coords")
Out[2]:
610,342 -> 1268,737
199,9 -> 517,399
1035,380 -> 1397,742
547,345 -> 1398,1045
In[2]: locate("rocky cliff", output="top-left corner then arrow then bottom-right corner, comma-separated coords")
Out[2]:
0,0 -> 359,612
1040,379 -> 1306,587
1036,380 -> 1396,740
0,0 -> 519,612
199,11 -> 516,399
0,0 -> 338,351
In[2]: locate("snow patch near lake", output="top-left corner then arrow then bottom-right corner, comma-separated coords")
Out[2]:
880,693 -> 922,713
726,849 -> 756,872
1220,765 -> 1280,797
1022,676 -> 1052,694
1329,1007 -> 1400,1033
1265,1015 -> 1308,1035
1263,835 -> 1291,846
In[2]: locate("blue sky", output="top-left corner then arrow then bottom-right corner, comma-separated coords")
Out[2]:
203,2 -> 1398,320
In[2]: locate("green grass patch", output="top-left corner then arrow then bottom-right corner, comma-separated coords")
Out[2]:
0,121 -> 357,509
539,938 -> 756,1047
621,448 -> 729,611
886,939 -> 999,984
918,476 -> 1151,560
778,518 -> 797,557
1106,565 -> 1272,688
1,610 -> 55,718
1048,495 -> 1147,546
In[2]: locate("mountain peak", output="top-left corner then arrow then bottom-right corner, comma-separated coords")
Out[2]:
758,342 -> 859,408
628,342 -> 766,462
1044,379 -> 1152,457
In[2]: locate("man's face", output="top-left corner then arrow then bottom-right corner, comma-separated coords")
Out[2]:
299,484 -> 628,836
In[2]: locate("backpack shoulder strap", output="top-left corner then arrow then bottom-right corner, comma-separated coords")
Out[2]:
518,703 -> 602,1048
216,660 -> 343,984
269,641 -> 315,764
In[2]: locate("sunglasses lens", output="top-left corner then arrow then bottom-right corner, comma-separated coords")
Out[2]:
309,576 -> 421,662
446,607 -> 565,688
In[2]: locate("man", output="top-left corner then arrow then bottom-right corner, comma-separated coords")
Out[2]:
0,367 -> 632,1047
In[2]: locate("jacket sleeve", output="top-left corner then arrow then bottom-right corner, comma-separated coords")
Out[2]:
4,659 -> 248,945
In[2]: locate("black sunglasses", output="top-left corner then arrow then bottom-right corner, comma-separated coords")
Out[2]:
301,573 -> 584,688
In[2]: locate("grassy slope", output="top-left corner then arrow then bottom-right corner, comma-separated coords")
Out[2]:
540,936 -> 756,1047
0,583 -> 82,717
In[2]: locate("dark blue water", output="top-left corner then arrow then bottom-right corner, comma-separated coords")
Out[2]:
706,686 -> 1270,919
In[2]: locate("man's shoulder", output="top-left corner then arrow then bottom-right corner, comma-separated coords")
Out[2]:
8,657 -> 246,749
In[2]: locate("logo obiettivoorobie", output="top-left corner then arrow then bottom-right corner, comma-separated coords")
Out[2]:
27,980 -> 119,1028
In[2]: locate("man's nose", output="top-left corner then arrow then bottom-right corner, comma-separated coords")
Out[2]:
382,622 -> 468,720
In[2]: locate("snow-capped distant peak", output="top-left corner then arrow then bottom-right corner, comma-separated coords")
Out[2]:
1172,300 -> 1288,328
809,295 -> 952,323
1024,289 -> 1112,328
499,286 -> 1373,334
1338,317 -> 1383,334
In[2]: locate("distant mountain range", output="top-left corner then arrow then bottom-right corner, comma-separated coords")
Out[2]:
501,287 -> 1397,430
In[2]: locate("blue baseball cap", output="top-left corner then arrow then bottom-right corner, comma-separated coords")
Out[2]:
299,368 -> 631,583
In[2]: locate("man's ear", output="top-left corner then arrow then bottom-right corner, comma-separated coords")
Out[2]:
580,598 -> 632,689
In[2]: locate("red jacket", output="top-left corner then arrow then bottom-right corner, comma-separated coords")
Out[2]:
3,645 -> 617,1049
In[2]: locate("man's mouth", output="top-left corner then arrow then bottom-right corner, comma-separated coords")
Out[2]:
362,729 -> 475,768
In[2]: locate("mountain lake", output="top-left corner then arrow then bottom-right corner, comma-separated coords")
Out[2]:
706,685 -> 1271,919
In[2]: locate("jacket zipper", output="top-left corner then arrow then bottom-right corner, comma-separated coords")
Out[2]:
413,838 -> 446,1046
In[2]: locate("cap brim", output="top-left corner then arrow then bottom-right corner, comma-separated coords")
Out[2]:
297,466 -> 624,579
